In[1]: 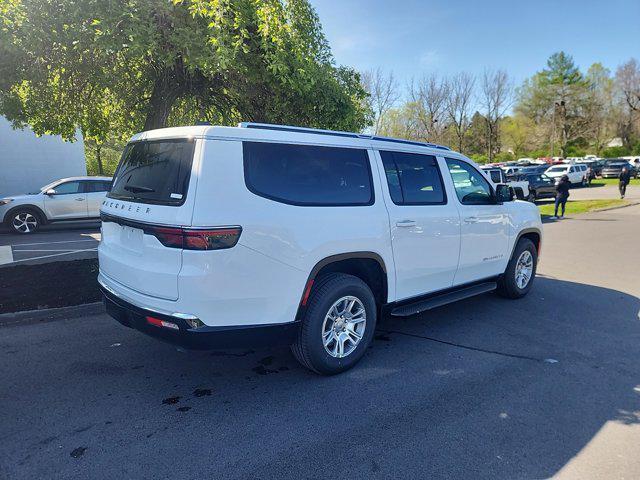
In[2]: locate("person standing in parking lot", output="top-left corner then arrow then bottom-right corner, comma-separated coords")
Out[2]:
552,175 -> 570,219
619,166 -> 631,199
586,166 -> 594,186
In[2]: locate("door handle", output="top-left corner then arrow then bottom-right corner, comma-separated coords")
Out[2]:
464,216 -> 479,224
75,198 -> 85,201
396,220 -> 417,228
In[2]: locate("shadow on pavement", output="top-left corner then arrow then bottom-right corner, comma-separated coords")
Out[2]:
1,277 -> 639,479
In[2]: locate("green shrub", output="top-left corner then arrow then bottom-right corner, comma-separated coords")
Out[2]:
470,154 -> 489,164
601,146 -> 630,158
494,152 -> 515,162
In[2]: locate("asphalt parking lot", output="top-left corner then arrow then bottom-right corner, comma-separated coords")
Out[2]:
1,205 -> 639,479
0,223 -> 100,267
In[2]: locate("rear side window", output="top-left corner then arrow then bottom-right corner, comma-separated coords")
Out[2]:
487,170 -> 502,183
109,139 -> 196,206
380,151 -> 446,205
85,181 -> 112,193
243,142 -> 373,206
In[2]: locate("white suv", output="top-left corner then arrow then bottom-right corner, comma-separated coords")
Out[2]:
545,164 -> 588,186
98,124 -> 542,375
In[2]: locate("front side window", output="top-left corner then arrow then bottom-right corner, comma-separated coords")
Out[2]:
380,151 -> 446,205
109,139 -> 196,206
445,158 -> 494,205
52,181 -> 82,195
243,142 -> 373,206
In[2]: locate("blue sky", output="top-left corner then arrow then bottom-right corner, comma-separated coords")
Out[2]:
311,0 -> 640,88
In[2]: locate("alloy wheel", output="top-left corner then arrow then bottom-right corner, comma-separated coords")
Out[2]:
12,212 -> 38,233
515,250 -> 534,289
321,296 -> 366,358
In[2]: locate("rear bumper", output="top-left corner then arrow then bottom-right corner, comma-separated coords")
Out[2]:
101,286 -> 300,350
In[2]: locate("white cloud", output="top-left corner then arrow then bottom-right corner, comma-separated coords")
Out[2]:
419,49 -> 440,67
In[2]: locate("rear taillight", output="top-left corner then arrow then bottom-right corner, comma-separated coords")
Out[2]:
146,226 -> 242,250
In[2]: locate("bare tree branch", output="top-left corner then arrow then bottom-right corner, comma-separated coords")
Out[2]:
362,68 -> 400,135
480,69 -> 513,160
409,74 -> 449,144
446,72 -> 476,153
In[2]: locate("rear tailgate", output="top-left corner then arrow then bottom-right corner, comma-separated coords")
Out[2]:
98,138 -> 200,301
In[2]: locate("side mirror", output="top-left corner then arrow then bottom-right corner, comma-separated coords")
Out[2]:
496,184 -> 514,203
45,189 -> 56,196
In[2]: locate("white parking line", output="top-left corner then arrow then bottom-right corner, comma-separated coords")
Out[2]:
0,245 -> 13,265
12,249 -> 81,252
6,248 -> 98,265
8,239 -> 98,247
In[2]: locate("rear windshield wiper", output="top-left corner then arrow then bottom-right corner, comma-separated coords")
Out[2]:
123,184 -> 155,193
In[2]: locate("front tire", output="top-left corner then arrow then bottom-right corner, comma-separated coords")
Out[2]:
497,238 -> 537,299
527,190 -> 536,202
10,209 -> 41,234
291,273 -> 377,375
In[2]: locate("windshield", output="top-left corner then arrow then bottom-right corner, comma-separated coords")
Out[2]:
547,166 -> 567,173
108,139 -> 196,206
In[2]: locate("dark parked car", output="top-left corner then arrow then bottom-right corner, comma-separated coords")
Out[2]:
601,160 -> 638,179
582,160 -> 606,176
514,173 -> 557,201
518,165 -> 550,175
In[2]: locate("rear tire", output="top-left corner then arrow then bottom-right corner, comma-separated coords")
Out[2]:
9,208 -> 41,234
497,238 -> 537,299
291,273 -> 377,375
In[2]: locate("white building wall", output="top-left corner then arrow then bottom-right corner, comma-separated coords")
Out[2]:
0,116 -> 86,197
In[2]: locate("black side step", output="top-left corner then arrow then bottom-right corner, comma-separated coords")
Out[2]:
390,282 -> 497,317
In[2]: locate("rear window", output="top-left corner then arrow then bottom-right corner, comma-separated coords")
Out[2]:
243,142 -> 373,206
380,151 -> 446,205
108,139 -> 196,206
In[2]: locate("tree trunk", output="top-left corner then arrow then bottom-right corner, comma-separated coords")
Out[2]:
96,143 -> 104,175
143,66 -> 184,131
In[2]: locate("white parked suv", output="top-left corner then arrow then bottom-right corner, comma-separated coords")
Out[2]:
98,124 -> 542,375
544,164 -> 588,186
1,176 -> 112,234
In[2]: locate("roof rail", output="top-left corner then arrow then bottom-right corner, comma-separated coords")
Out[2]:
238,122 -> 359,139
238,122 -> 451,151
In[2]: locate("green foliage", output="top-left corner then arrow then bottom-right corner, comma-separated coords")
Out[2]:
601,146 -> 630,157
469,153 -> 488,164
494,151 -> 515,162
516,52 -> 593,157
526,149 -> 550,159
0,0 -> 371,148
564,145 -> 586,157
84,138 -> 124,176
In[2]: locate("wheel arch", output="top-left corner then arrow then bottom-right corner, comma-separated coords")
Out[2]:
295,252 -> 389,320
3,204 -> 48,225
511,228 -> 541,260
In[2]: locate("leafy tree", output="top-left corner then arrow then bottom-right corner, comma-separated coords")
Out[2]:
464,111 -> 488,156
0,0 -> 371,149
516,52 -> 592,157
501,115 -> 537,157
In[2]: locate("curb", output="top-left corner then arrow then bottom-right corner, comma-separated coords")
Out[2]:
541,201 -> 639,221
590,201 -> 639,213
0,302 -> 105,327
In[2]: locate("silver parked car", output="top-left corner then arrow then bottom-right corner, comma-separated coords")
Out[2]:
0,176 -> 112,234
